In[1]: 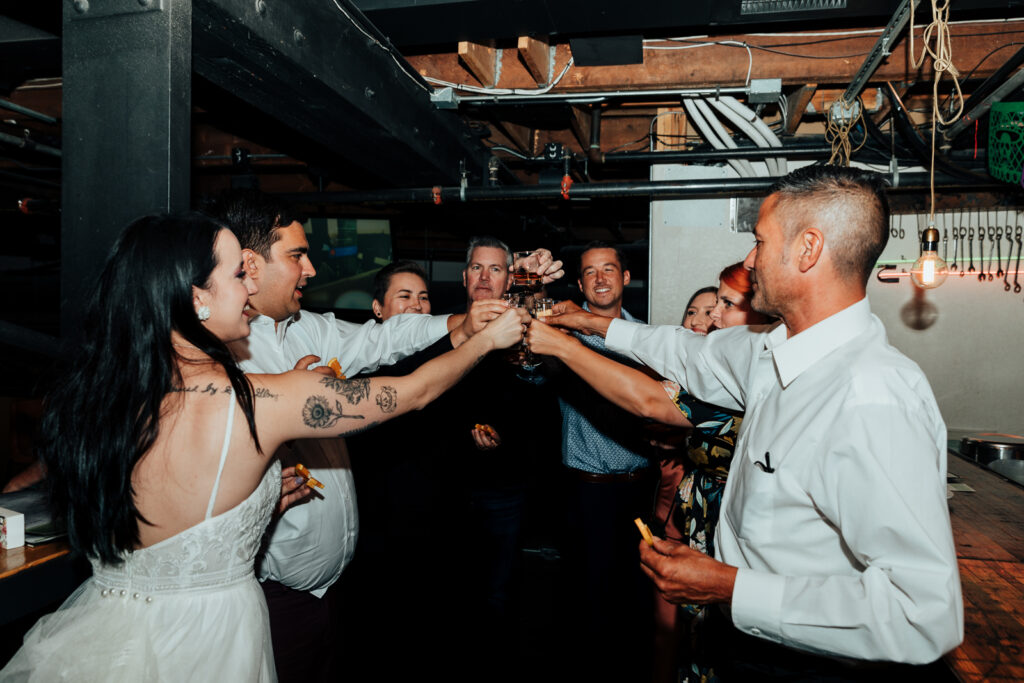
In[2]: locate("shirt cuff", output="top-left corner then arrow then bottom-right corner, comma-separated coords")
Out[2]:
730,567 -> 785,643
605,317 -> 641,354
428,313 -> 452,340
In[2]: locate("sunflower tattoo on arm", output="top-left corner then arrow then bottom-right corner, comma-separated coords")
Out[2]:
302,395 -> 365,429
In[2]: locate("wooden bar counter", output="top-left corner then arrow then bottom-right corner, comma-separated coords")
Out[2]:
0,540 -> 82,628
945,453 -> 1024,682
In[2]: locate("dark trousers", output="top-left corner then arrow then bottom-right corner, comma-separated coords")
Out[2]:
261,579 -> 336,683
565,468 -> 656,683
461,486 -> 528,682
704,606 -> 955,683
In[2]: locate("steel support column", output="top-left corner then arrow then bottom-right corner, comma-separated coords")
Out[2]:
61,0 -> 192,336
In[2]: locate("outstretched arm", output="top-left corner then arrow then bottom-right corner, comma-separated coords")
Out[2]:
254,309 -> 525,448
526,319 -> 690,427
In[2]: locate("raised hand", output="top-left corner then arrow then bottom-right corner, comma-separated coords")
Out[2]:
546,300 -> 613,337
451,298 -> 511,347
533,248 -> 565,284
524,312 -> 575,357
480,307 -> 529,350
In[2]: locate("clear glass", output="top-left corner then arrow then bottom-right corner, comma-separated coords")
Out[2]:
910,251 -> 949,289
533,297 -> 554,322
511,250 -> 542,293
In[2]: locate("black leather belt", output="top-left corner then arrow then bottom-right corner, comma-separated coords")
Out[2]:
568,467 -> 651,484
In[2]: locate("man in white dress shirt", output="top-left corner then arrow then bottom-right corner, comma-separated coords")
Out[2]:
212,190 -> 561,682
548,166 -> 963,679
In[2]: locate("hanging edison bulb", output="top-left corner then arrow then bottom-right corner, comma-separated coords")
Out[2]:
910,227 -> 949,288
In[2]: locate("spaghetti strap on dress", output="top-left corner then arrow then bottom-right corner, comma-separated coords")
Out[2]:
0,394 -> 282,683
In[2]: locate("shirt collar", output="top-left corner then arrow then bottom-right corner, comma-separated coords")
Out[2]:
248,311 -> 295,344
582,301 -> 637,322
768,298 -> 872,388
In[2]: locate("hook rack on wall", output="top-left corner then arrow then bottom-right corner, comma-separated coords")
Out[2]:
876,207 -> 1024,299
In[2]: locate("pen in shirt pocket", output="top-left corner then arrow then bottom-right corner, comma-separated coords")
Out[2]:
754,451 -> 776,473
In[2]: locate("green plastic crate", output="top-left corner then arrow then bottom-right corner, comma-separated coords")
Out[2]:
989,102 -> 1024,185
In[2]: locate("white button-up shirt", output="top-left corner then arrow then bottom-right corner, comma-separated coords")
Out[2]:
231,310 -> 451,596
606,298 -> 963,663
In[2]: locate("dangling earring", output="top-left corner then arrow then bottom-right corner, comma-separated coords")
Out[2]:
197,305 -> 211,322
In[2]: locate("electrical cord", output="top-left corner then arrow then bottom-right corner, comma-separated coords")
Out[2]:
825,97 -> 867,166
910,0 -> 965,220
329,0 -> 433,94
423,58 -> 575,95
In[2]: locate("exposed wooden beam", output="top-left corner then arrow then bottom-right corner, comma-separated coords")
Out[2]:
517,35 -> 551,86
654,108 -> 686,151
568,106 -> 591,154
785,84 -> 817,134
458,40 -> 498,88
409,23 -> 1022,92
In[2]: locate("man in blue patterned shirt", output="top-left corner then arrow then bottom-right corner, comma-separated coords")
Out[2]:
556,241 -> 655,682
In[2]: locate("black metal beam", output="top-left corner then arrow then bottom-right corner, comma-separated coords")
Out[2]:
61,0 -> 193,336
192,0 -> 491,188
277,172 -> 1007,206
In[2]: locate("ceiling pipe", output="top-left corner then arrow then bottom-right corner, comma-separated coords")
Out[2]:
683,99 -> 754,178
0,319 -> 61,358
588,108 -> 603,165
0,130 -> 61,158
706,97 -> 780,176
602,145 -> 831,164
0,97 -> 59,126
459,85 -> 750,106
941,44 -> 1024,142
275,172 -> 1003,207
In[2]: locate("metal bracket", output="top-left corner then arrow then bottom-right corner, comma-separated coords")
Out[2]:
829,98 -> 861,124
69,0 -> 165,21
430,86 -> 459,110
841,0 -> 920,106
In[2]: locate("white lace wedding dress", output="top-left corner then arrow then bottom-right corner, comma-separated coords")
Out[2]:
1,397 -> 281,682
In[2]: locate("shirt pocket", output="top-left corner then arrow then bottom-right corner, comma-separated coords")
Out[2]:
730,455 -> 777,543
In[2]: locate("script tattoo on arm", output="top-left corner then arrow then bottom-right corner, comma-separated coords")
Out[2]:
254,387 -> 279,400
170,383 -> 278,399
319,376 -> 370,405
301,395 -> 365,430
375,386 -> 398,413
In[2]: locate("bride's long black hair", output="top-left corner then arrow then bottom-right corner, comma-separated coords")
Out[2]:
40,213 -> 261,563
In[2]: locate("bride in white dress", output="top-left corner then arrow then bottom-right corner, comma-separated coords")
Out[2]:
0,213 -> 524,682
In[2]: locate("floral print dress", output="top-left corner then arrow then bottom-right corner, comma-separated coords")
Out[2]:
661,381 -> 743,683
662,380 -> 742,562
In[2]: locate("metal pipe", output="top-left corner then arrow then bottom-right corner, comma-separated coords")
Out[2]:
707,97 -> 779,175
588,108 -> 602,164
276,172 -> 1002,206
0,319 -> 61,358
684,99 -> 752,178
0,130 -> 61,157
0,97 -> 58,125
943,63 -> 1024,141
603,145 -> 830,164
458,85 -> 750,105
942,44 -> 1024,140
